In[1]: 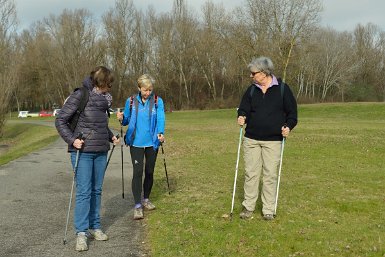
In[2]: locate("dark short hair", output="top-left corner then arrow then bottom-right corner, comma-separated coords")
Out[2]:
90,66 -> 114,89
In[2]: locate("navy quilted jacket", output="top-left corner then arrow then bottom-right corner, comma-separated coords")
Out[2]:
55,77 -> 114,153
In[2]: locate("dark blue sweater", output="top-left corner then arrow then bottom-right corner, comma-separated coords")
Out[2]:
237,81 -> 298,141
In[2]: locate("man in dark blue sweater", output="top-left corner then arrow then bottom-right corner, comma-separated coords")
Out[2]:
237,56 -> 297,220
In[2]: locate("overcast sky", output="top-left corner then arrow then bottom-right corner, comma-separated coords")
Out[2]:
14,0 -> 385,32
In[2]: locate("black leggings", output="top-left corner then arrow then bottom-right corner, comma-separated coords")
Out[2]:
130,146 -> 158,204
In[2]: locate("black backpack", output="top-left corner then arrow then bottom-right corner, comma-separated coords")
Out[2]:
68,87 -> 89,131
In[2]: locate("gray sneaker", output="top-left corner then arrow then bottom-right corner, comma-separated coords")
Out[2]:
89,229 -> 108,241
142,200 -> 156,211
240,208 -> 253,219
133,207 -> 144,220
263,214 -> 275,220
75,232 -> 88,252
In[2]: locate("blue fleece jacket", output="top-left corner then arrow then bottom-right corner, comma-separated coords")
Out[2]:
122,93 -> 165,149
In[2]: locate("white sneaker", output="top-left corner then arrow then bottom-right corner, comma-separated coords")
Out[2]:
89,229 -> 109,241
142,200 -> 156,211
133,207 -> 144,220
75,232 -> 88,251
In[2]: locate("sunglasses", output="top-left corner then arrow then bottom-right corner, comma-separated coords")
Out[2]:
251,71 -> 262,76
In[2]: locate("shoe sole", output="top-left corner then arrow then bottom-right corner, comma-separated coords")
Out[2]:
240,216 -> 254,220
90,236 -> 108,241
75,244 -> 88,251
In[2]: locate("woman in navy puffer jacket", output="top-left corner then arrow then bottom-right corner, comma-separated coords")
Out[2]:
56,66 -> 119,252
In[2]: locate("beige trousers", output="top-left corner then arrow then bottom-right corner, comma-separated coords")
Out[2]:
242,137 -> 282,215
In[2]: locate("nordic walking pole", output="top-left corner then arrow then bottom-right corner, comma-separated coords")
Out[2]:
230,126 -> 243,220
274,136 -> 286,217
120,122 -> 124,199
160,142 -> 171,194
63,132 -> 84,245
105,134 -> 120,171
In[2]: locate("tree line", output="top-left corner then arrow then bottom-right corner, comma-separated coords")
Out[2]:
1,0 -> 385,134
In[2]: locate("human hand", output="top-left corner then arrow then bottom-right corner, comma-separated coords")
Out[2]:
73,138 -> 84,149
112,135 -> 120,145
158,134 -> 165,143
237,116 -> 246,126
116,112 -> 123,121
281,126 -> 290,138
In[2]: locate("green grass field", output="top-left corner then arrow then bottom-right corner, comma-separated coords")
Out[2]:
146,103 -> 385,256
2,103 -> 384,256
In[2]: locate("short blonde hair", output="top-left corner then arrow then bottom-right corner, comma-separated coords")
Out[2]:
137,74 -> 154,89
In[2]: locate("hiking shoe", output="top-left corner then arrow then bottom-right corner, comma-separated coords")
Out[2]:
142,200 -> 156,211
75,232 -> 88,252
263,214 -> 275,220
133,207 -> 144,220
89,229 -> 108,241
240,208 -> 253,219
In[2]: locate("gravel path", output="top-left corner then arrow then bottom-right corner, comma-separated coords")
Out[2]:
0,121 -> 149,257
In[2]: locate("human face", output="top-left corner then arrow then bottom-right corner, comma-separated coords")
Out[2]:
139,86 -> 153,100
250,70 -> 262,77
96,84 -> 111,94
250,70 -> 264,83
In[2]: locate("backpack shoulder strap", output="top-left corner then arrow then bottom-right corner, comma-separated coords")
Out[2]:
249,85 -> 255,98
129,95 -> 134,110
77,87 -> 89,113
68,87 -> 89,131
130,94 -> 139,117
279,79 -> 285,100
148,94 -> 158,118
154,94 -> 158,107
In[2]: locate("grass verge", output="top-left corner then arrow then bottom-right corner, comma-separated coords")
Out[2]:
0,122 -> 58,165
145,103 -> 385,256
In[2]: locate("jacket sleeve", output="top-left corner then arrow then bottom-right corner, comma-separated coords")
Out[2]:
55,90 -> 82,146
283,84 -> 298,130
121,97 -> 131,126
237,86 -> 253,120
107,127 -> 114,142
156,98 -> 165,135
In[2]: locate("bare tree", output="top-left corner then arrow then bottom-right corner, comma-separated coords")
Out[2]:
44,9 -> 101,104
0,0 -> 17,134
103,0 -> 138,103
170,0 -> 197,108
374,31 -> 385,101
193,1 -> 227,102
353,23 -> 385,101
245,0 -> 322,82
297,28 -> 359,101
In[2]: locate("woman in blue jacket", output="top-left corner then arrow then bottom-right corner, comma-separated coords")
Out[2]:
117,74 -> 165,220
